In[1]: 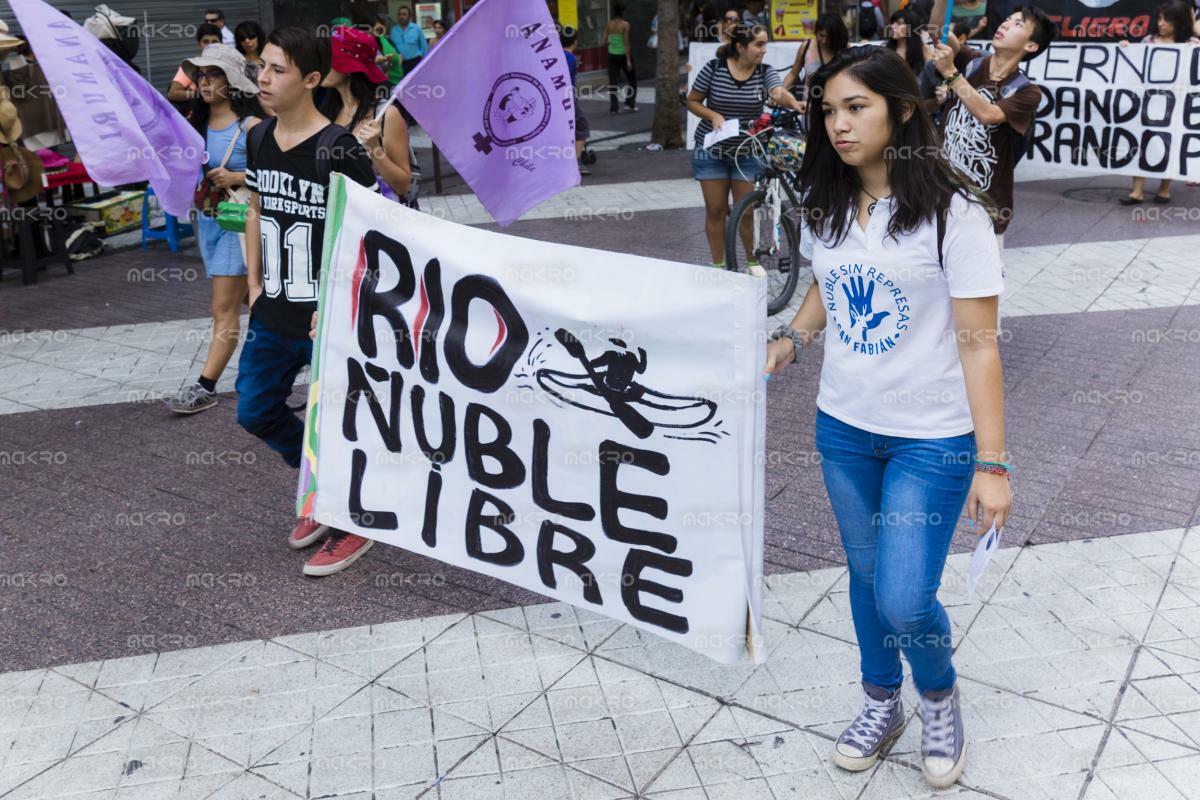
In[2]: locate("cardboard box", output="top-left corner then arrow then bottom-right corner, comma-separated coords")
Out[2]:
70,191 -> 145,235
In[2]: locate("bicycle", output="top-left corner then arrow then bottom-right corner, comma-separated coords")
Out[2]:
724,108 -> 809,316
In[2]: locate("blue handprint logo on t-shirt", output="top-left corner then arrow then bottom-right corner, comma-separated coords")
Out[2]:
823,264 -> 911,357
842,276 -> 891,342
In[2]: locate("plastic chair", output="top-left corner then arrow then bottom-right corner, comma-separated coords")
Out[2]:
141,187 -> 193,252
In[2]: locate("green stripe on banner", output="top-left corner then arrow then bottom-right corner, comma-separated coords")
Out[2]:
296,173 -> 348,517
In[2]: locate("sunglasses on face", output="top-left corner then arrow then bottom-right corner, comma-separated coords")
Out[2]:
195,69 -> 225,81
205,17 -> 220,24
724,15 -> 739,22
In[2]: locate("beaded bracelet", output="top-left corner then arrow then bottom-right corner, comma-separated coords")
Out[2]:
974,459 -> 1010,477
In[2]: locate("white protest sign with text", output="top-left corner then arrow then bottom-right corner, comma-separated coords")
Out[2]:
299,176 -> 768,664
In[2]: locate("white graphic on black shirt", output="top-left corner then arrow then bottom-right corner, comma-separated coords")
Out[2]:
942,86 -> 998,192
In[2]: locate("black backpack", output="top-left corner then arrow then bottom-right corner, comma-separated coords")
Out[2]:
246,117 -> 349,176
964,57 -> 1037,165
858,3 -> 879,39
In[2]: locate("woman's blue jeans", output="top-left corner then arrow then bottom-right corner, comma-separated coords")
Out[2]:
815,409 -> 976,695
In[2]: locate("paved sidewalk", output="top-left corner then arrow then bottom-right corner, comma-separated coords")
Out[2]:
1,528 -> 1197,800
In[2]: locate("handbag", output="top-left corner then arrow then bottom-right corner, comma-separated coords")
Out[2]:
195,121 -> 245,217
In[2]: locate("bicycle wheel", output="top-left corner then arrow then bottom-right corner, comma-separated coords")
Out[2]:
725,187 -> 803,316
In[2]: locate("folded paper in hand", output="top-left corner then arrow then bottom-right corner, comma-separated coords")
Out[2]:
965,522 -> 1002,598
703,118 -> 739,149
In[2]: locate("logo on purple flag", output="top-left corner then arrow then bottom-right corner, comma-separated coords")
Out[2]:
397,0 -> 580,226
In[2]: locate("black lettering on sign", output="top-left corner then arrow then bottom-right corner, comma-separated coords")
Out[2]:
1182,92 -> 1200,130
464,403 -> 526,489
1077,44 -> 1109,84
537,521 -> 601,604
599,440 -> 674,554
1030,119 -> 1053,161
411,385 -> 457,468
621,548 -> 693,634
349,448 -> 399,529
1141,89 -> 1175,127
421,468 -> 442,547
1138,131 -> 1170,172
1180,134 -> 1200,176
358,230 -> 417,369
465,488 -> 523,565
343,358 -> 403,452
417,258 -> 445,383
533,419 -> 596,521
444,275 -> 529,393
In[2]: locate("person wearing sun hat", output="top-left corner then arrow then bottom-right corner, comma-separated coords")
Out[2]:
319,25 -> 414,204
166,42 -> 262,418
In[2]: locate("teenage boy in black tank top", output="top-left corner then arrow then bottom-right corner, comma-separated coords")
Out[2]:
237,27 -> 379,577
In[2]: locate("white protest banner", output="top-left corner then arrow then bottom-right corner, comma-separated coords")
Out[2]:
686,42 -> 801,149
298,176 -> 768,664
1020,42 -> 1200,181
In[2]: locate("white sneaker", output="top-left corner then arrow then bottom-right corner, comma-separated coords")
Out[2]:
747,263 -> 768,278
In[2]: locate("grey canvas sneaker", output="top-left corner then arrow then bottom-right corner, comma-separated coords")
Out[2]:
167,383 -> 217,415
919,684 -> 966,788
833,682 -> 906,771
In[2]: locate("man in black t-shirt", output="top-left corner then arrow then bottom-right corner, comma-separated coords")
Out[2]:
236,27 -> 379,577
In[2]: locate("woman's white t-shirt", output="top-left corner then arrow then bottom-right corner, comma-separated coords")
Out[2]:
799,192 -> 1004,439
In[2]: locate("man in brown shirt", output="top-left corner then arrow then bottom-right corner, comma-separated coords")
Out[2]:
929,5 -> 1057,249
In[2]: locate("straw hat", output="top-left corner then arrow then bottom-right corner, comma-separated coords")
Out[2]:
0,19 -> 26,53
0,86 -> 23,145
184,43 -> 259,95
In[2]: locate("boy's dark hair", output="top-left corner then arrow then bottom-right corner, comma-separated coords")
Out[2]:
560,28 -> 578,47
267,26 -> 331,79
1019,5 -> 1057,61
196,23 -> 222,42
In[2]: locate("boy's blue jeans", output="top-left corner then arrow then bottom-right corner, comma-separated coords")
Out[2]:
235,315 -> 312,469
815,409 -> 976,694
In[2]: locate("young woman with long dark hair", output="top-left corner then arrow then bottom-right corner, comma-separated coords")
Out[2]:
886,7 -> 927,74
233,20 -> 266,81
783,12 -> 849,98
764,45 -> 1011,789
687,24 -> 803,270
320,26 -> 413,203
167,44 -> 263,415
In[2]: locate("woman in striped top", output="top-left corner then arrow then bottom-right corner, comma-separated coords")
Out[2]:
687,24 -> 804,271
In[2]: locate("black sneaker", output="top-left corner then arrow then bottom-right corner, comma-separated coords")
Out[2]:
833,682 -> 906,771
919,684 -> 966,788
167,383 -> 217,415
578,160 -> 592,176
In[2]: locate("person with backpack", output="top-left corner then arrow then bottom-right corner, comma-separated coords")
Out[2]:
686,23 -> 804,271
166,44 -> 262,416
931,4 -> 1057,250
238,27 -> 380,577
764,45 -> 1010,789
858,0 -> 885,39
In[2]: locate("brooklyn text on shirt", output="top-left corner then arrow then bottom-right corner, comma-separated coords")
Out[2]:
255,169 -> 328,219
823,263 -> 913,357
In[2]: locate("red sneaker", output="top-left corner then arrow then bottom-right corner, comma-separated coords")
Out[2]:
303,531 -> 374,577
288,517 -> 329,550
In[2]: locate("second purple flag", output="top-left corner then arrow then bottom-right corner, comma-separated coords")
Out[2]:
395,0 -> 581,226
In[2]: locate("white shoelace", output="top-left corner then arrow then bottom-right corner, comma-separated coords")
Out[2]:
921,693 -> 956,757
842,693 -> 896,751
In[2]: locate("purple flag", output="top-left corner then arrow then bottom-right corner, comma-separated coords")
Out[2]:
397,0 -> 580,226
10,0 -> 204,218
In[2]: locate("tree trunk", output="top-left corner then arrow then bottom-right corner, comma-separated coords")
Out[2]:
650,0 -> 683,149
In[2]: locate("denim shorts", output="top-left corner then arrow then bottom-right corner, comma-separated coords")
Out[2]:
692,146 -> 765,182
